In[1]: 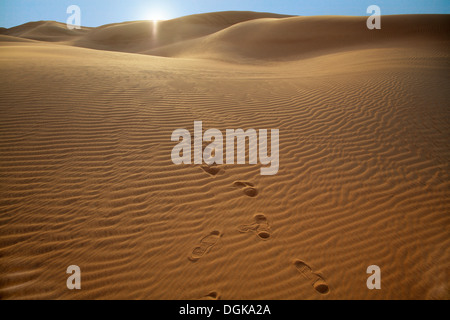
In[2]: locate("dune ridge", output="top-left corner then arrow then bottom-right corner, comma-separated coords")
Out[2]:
1,13 -> 449,62
0,12 -> 449,300
146,14 -> 450,61
1,11 -> 292,55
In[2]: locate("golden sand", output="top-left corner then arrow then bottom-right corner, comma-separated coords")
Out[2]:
0,12 -> 449,299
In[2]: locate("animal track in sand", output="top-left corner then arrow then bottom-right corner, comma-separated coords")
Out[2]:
237,214 -> 271,240
293,260 -> 330,295
233,181 -> 259,197
188,230 -> 222,262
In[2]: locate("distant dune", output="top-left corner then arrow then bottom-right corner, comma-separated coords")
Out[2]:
1,11 -> 292,55
0,11 -> 449,300
1,12 -> 449,62
146,14 -> 450,61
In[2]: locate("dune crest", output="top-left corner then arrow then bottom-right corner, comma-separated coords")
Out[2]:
1,13 -> 448,63
146,14 -> 450,62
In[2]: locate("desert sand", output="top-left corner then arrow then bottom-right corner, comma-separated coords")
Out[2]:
0,12 -> 449,300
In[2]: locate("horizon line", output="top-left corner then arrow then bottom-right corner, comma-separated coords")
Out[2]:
2,10 -> 450,29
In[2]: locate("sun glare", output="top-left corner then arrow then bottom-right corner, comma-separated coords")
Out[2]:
147,9 -> 170,22
147,8 -> 171,39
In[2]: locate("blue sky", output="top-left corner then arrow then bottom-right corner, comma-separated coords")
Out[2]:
1,0 -> 449,28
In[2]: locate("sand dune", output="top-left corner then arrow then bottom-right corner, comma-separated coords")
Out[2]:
147,15 -> 450,61
3,21 -> 90,42
2,13 -> 449,62
2,11 -> 292,53
0,35 -> 37,43
0,12 -> 449,300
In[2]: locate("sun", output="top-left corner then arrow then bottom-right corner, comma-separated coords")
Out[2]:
146,9 -> 170,22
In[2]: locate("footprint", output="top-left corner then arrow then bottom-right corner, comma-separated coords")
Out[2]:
293,260 -> 330,295
201,165 -> 221,176
188,230 -> 222,262
238,214 -> 271,240
203,291 -> 221,300
233,181 -> 258,197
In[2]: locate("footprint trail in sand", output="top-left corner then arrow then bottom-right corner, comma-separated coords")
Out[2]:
188,231 -> 222,262
238,214 -> 271,240
294,260 -> 330,295
233,181 -> 259,197
201,165 -> 222,176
